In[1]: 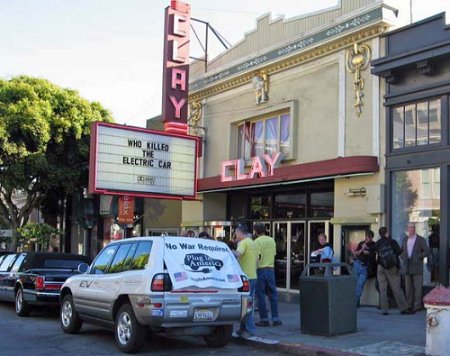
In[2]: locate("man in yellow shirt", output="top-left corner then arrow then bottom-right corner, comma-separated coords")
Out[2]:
254,222 -> 282,327
233,224 -> 258,337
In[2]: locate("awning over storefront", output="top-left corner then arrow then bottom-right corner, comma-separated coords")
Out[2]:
198,156 -> 378,193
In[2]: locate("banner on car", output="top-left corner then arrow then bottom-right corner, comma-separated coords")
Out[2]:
163,236 -> 244,290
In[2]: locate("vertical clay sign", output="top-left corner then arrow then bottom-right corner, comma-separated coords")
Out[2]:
162,0 -> 191,135
118,195 -> 135,226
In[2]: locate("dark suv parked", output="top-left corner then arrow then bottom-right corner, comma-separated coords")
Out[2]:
0,252 -> 90,316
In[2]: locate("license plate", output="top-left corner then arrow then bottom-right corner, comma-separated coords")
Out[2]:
193,308 -> 214,321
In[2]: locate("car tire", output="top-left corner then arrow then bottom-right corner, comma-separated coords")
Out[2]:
60,294 -> 83,334
115,303 -> 146,353
15,287 -> 31,317
203,325 -> 233,347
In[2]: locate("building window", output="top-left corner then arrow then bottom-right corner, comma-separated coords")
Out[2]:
391,168 -> 440,285
309,190 -> 334,218
392,98 -> 441,150
250,195 -> 271,220
274,193 -> 306,219
237,112 -> 291,160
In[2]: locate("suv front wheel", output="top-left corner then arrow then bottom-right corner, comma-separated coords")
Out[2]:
60,294 -> 83,333
115,303 -> 146,353
203,325 -> 233,347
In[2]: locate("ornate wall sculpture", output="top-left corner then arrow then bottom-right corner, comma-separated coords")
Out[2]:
345,43 -> 371,117
188,100 -> 203,136
252,71 -> 269,104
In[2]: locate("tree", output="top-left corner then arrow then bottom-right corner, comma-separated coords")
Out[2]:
17,223 -> 60,252
0,76 -> 113,251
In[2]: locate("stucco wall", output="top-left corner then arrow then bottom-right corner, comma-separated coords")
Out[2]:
202,57 -> 344,178
143,199 -> 181,229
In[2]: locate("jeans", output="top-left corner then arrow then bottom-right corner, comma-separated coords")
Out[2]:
240,279 -> 257,335
354,260 -> 368,304
256,269 -> 280,322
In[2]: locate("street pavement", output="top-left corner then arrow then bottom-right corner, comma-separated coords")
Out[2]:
232,292 -> 427,356
0,302 -> 276,355
0,292 -> 428,356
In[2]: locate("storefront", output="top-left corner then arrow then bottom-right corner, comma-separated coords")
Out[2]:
225,180 -> 336,292
184,1 -> 407,297
372,13 -> 450,286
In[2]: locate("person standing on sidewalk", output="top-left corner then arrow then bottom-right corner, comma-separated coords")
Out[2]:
400,222 -> 429,313
233,224 -> 258,337
375,227 -> 413,315
253,222 -> 282,327
354,230 -> 376,306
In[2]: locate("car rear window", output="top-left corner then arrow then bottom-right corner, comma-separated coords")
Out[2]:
20,254 -> 91,271
0,254 -> 17,271
44,259 -> 87,269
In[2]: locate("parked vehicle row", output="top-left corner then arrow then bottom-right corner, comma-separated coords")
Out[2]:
0,236 -> 251,354
0,252 -> 90,316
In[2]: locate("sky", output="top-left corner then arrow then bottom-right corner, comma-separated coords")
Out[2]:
1,0 -> 449,128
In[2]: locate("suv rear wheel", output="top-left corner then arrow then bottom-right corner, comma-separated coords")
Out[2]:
115,303 -> 146,353
15,287 -> 31,317
60,294 -> 83,333
203,325 -> 233,347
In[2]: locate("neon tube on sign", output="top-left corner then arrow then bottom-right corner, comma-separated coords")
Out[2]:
162,1 -> 191,134
221,153 -> 283,182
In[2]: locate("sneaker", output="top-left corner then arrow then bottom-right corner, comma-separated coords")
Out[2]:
255,320 -> 270,327
272,320 -> 282,327
236,330 -> 250,339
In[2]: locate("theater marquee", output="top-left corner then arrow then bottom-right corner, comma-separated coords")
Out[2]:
89,122 -> 198,199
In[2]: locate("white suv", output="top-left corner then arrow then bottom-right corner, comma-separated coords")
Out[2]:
59,236 -> 251,353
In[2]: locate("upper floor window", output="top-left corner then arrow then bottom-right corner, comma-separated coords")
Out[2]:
237,112 -> 291,160
392,98 -> 441,150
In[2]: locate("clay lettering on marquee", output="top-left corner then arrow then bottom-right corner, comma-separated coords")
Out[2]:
162,1 -> 191,133
221,153 -> 283,182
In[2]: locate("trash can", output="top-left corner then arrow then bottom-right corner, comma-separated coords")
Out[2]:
423,286 -> 450,356
299,263 -> 356,336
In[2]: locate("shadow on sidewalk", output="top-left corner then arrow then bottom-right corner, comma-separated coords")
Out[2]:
233,292 -> 426,356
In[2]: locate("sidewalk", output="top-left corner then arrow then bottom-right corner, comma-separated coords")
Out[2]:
232,292 -> 426,355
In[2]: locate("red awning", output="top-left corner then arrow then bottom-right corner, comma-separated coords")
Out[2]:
198,156 -> 378,193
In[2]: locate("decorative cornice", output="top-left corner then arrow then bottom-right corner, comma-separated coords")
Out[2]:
189,24 -> 388,102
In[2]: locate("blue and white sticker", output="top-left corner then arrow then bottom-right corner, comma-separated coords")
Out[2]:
151,309 -> 164,317
170,310 -> 188,318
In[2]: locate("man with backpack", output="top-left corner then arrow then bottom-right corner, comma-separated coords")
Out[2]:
375,227 -> 413,315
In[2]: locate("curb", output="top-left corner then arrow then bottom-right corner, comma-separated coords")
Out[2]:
231,335 -> 361,356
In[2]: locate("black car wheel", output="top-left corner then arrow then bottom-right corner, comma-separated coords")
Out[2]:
15,287 -> 31,317
115,303 -> 146,353
60,294 -> 83,333
203,325 -> 233,347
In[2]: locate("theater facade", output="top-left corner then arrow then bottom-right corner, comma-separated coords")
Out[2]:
184,0 -> 405,295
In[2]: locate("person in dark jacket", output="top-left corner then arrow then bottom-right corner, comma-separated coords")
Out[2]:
354,230 -> 376,306
375,227 -> 413,315
400,222 -> 429,312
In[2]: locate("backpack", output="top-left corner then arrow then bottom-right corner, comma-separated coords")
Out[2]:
378,241 -> 398,269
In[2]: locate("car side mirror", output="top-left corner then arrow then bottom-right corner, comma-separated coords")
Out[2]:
77,263 -> 90,274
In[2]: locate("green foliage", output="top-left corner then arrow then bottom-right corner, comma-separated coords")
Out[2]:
17,223 -> 60,250
0,75 -> 113,193
0,75 -> 114,250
